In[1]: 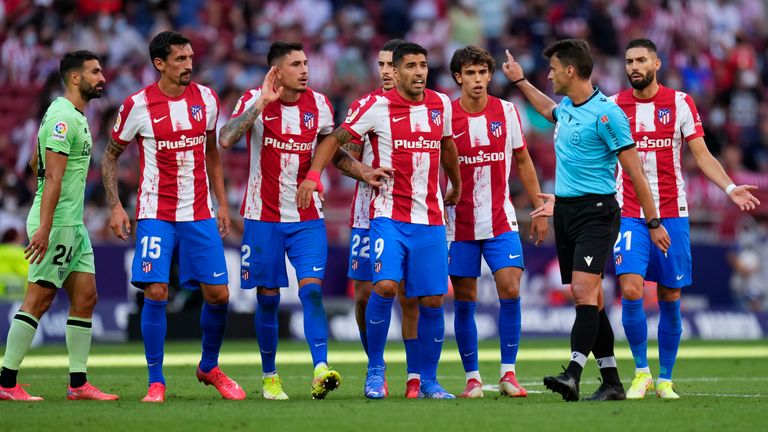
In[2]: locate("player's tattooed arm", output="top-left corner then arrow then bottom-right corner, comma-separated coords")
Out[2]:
219,100 -> 265,149
340,139 -> 363,159
102,137 -> 131,241
220,66 -> 283,148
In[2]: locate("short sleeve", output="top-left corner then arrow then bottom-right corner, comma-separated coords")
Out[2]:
679,93 -> 705,142
41,114 -> 77,155
111,96 -> 142,146
341,95 -> 380,139
504,100 -> 527,152
203,87 -> 220,132
231,89 -> 260,119
317,93 -> 334,135
441,93 -> 452,137
596,106 -> 634,153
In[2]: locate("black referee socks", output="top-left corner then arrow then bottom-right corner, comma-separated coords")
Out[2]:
566,305 -> 600,381
592,308 -> 622,386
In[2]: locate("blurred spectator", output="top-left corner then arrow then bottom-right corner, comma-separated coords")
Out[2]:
729,214 -> 768,312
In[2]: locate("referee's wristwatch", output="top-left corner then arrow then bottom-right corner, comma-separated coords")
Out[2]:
646,218 -> 662,229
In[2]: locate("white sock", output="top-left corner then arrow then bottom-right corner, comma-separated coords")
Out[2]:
570,351 -> 588,368
407,373 -> 420,381
657,378 -> 672,384
636,366 -> 651,374
500,363 -> 515,378
465,371 -> 481,382
263,371 -> 278,379
313,362 -> 327,373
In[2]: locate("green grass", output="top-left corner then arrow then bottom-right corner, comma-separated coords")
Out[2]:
2,339 -> 767,432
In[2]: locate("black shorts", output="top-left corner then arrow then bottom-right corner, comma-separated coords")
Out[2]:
553,193 -> 620,284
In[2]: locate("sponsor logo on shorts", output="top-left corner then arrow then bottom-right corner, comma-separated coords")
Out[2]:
142,261 -> 152,273
241,269 -> 249,280
58,267 -> 66,280
374,259 -> 382,273
584,256 -> 593,267
615,253 -> 623,266
351,258 -> 359,271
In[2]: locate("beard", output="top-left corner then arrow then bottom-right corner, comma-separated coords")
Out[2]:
80,82 -> 104,100
629,70 -> 655,90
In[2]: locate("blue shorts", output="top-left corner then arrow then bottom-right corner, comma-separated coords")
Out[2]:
369,218 -> 448,298
449,231 -> 525,277
614,217 -> 692,288
347,227 -> 372,281
240,219 -> 327,289
131,218 -> 228,289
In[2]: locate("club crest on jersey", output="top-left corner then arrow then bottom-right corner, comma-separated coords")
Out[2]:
430,109 -> 441,126
142,261 -> 152,273
489,121 -> 503,138
191,105 -> 203,122
657,108 -> 671,125
303,112 -> 315,129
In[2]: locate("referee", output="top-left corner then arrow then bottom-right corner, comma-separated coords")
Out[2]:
503,39 -> 670,401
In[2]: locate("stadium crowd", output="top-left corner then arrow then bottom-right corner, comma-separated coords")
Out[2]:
0,0 -> 767,310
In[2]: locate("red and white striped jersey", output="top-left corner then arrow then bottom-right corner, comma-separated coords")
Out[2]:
231,87 -> 334,222
347,87 -> 385,229
342,88 -> 452,226
448,96 -> 527,241
112,82 -> 219,221
610,85 -> 704,218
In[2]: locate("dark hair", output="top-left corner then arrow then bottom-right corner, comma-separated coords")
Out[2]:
449,45 -> 495,85
380,39 -> 406,53
393,42 -> 428,67
542,39 -> 593,79
149,31 -> 190,64
267,41 -> 304,66
626,38 -> 657,53
59,50 -> 100,83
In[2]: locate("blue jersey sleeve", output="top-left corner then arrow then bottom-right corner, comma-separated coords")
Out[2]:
596,105 -> 634,153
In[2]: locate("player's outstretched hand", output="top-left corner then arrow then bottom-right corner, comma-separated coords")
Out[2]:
444,186 -> 461,206
650,224 -> 671,254
259,66 -> 284,105
530,193 -> 555,218
217,208 -> 231,238
296,179 -> 322,209
729,184 -> 761,211
361,165 -> 394,188
24,227 -> 50,264
502,50 -> 525,83
109,206 -> 131,241
530,216 -> 548,246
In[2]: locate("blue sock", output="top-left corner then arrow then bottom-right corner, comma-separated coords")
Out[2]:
499,297 -> 521,365
255,293 -> 280,374
403,338 -> 420,375
621,298 -> 648,369
418,305 -> 444,381
299,283 -> 328,366
658,299 -> 682,380
359,330 -> 369,356
365,292 -> 393,369
199,302 -> 228,373
141,298 -> 167,385
453,300 -> 478,373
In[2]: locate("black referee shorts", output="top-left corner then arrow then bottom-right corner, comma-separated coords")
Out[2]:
553,193 -> 620,284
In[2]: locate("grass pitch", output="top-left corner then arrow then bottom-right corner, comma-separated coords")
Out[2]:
1,339 -> 767,432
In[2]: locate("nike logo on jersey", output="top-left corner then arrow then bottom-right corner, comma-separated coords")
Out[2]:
213,271 -> 226,277
153,116 -> 167,124
313,266 -> 324,272
509,254 -> 520,259
264,115 -> 279,121
676,274 -> 685,281
392,116 -> 407,123
584,256 -> 593,266
369,319 -> 385,325
452,131 -> 466,139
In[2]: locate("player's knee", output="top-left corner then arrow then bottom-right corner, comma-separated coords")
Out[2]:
204,287 -> 230,305
497,280 -> 520,300
298,283 -> 322,305
21,294 -> 55,318
658,286 -> 681,302
571,282 -> 599,305
418,295 -> 443,308
73,289 -> 98,314
144,284 -> 169,301
374,281 -> 398,298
